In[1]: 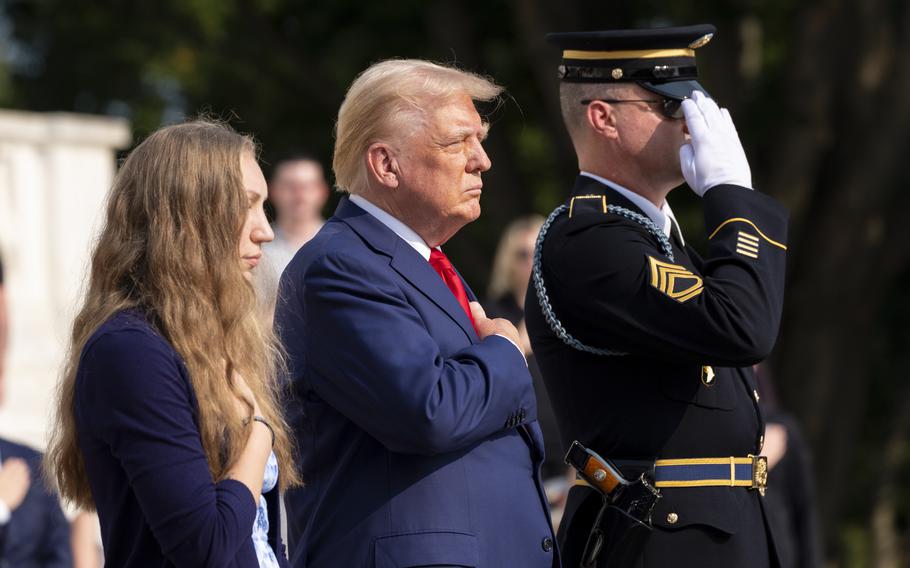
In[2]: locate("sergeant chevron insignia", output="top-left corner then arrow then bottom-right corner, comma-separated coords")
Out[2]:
648,256 -> 704,302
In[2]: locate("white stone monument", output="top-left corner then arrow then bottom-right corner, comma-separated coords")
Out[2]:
0,110 -> 131,450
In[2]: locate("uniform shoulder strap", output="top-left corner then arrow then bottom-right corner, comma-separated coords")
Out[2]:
532,203 -> 675,357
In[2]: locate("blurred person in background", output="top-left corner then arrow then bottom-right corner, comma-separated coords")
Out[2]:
0,253 -> 71,566
485,215 -> 572,523
45,120 -> 301,567
0,436 -> 71,566
262,152 -> 329,280
754,363 -> 822,568
485,215 -> 543,353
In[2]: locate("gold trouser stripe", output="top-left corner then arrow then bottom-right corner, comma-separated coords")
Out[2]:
709,218 -> 787,250
581,476 -> 756,488
655,479 -> 753,488
655,457 -> 753,466
579,477 -> 755,489
563,48 -> 695,60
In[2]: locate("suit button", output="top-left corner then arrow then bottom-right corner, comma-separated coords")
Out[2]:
541,537 -> 554,552
667,512 -> 679,524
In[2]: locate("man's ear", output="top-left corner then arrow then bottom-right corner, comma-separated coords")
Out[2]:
366,143 -> 400,189
586,101 -> 619,140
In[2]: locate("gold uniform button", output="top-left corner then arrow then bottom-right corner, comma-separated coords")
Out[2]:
753,389 -> 760,402
701,366 -> 715,386
667,513 -> 679,524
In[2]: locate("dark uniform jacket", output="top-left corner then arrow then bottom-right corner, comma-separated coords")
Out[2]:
526,175 -> 788,567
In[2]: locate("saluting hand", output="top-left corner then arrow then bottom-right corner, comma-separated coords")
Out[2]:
679,90 -> 753,196
469,302 -> 522,349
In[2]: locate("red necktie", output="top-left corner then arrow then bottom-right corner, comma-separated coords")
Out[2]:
428,249 -> 478,334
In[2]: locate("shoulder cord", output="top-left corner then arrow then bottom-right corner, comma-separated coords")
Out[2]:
531,204 -> 676,357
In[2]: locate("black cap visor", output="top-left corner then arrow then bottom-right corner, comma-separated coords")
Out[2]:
638,79 -> 709,101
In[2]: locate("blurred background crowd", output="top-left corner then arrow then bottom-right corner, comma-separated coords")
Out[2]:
0,1 -> 908,566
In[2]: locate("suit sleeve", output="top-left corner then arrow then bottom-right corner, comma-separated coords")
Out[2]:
78,329 -> 257,567
293,251 -> 535,456
547,185 -> 787,366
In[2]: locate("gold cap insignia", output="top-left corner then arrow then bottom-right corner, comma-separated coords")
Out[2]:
611,68 -> 624,80
688,33 -> 714,50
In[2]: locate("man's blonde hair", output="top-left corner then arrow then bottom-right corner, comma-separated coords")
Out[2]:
333,59 -> 503,194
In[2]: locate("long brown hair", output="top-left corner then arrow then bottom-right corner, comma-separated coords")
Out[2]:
46,119 -> 300,510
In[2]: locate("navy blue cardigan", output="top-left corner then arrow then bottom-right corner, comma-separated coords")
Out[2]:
75,310 -> 288,567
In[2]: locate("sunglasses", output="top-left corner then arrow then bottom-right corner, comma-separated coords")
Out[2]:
579,97 -> 685,120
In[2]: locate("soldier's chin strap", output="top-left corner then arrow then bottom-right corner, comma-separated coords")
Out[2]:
532,203 -> 674,357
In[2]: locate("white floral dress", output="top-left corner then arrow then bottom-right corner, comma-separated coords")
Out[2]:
253,451 -> 281,567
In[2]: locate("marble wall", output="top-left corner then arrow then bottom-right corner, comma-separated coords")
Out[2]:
0,110 -> 130,450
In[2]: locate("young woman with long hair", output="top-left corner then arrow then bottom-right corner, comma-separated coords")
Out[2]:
45,120 -> 300,567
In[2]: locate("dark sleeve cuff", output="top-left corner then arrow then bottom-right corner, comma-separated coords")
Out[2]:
214,478 -> 258,536
702,185 -> 789,247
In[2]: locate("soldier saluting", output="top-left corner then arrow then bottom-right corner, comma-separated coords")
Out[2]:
526,25 -> 788,567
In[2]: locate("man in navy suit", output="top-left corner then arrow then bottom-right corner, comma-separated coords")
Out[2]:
276,59 -> 558,567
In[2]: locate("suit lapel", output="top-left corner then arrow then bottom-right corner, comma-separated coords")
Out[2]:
389,246 -> 478,342
334,197 -> 478,342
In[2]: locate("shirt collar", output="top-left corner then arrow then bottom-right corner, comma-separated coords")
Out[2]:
349,194 -> 433,261
579,171 -> 684,245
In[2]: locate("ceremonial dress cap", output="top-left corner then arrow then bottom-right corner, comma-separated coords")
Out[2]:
547,24 -> 716,100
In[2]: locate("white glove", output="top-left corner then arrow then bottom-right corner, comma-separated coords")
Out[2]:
678,91 -> 753,196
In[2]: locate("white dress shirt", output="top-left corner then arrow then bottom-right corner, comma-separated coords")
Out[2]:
580,171 -> 685,246
349,195 -> 432,260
